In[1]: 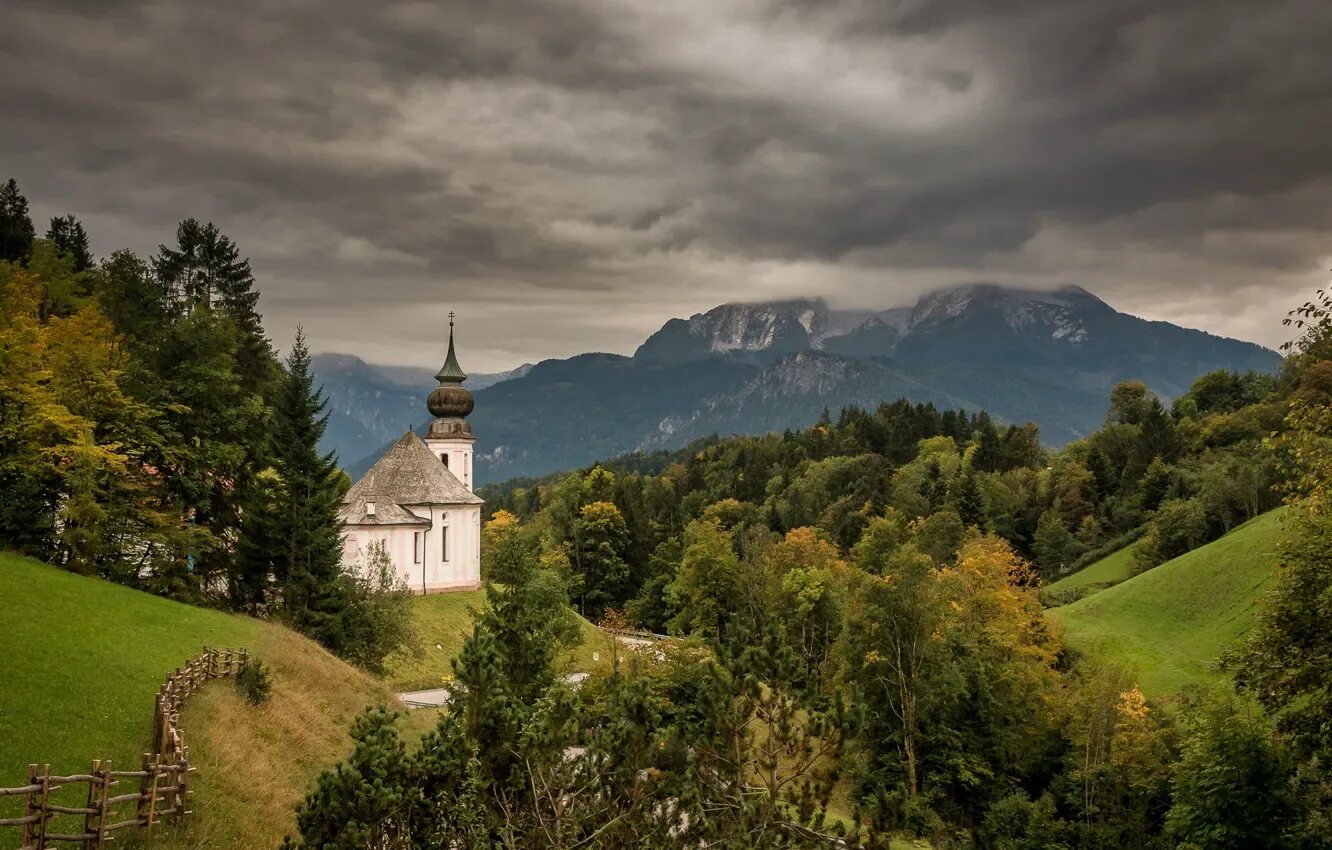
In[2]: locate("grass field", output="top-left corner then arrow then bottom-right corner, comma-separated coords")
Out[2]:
1048,508 -> 1285,698
0,553 -> 427,850
385,589 -> 609,691
1047,542 -> 1138,599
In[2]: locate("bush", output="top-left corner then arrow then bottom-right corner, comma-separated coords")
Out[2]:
1067,525 -> 1146,573
336,543 -> 416,674
1134,498 -> 1208,571
1039,584 -> 1088,608
235,656 -> 272,705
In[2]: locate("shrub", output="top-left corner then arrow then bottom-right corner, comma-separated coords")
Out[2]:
1134,498 -> 1208,571
336,543 -> 416,674
1039,585 -> 1088,609
235,656 -> 273,705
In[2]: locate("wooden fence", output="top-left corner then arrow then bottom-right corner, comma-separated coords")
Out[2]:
0,647 -> 248,849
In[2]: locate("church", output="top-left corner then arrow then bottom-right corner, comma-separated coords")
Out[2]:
338,316 -> 483,593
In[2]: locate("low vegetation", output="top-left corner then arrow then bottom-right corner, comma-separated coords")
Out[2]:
383,591 -> 606,692
1051,508 -> 1285,697
0,553 -> 427,850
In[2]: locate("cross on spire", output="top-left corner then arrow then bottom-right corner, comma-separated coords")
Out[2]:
435,309 -> 467,384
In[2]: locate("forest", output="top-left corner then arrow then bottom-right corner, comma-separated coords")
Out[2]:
0,177 -> 408,669
4,173 -> 1331,848
285,305 -> 1332,849
283,303 -> 1328,849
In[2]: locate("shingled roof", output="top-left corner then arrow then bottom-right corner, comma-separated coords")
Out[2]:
340,431 -> 482,526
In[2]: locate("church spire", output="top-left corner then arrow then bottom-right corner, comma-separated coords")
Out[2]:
435,311 -> 468,384
427,311 -> 475,420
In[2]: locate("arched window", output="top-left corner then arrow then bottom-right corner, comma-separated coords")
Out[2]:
441,453 -> 449,467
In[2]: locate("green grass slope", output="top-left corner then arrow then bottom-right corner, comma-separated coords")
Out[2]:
386,590 -> 609,692
0,552 -> 262,776
1048,543 -> 1138,599
0,553 -> 423,850
1048,508 -> 1285,698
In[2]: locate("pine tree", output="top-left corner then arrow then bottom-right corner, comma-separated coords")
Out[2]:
974,413 -> 1001,471
153,219 -> 275,396
271,328 -> 352,648
46,215 -> 93,272
0,178 -> 35,264
957,473 -> 987,528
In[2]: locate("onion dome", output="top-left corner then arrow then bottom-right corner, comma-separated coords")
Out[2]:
426,313 -> 474,419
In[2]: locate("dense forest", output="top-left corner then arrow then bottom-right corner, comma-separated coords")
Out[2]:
294,305 -> 1328,847
0,177 -> 407,669
479,364 -> 1282,626
6,174 -> 1331,848
284,301 -> 1332,850
286,290 -> 1332,848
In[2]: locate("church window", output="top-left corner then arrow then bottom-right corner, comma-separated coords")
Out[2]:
441,454 -> 448,467
441,525 -> 450,562
413,532 -> 422,564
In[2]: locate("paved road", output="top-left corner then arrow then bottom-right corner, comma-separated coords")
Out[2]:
399,671 -> 589,708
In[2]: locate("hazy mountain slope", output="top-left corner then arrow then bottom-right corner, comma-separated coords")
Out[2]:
322,284 -> 1281,484
312,353 -> 532,467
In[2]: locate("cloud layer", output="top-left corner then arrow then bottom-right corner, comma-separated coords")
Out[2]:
4,0 -> 1330,368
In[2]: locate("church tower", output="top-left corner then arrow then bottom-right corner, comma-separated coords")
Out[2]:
424,312 -> 476,490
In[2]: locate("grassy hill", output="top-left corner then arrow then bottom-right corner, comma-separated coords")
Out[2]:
0,553 -> 430,850
386,589 -> 609,692
1047,542 -> 1138,600
1048,508 -> 1286,698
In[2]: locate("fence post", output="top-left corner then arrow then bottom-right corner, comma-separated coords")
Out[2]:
136,753 -> 152,832
20,764 -> 38,849
95,759 -> 111,850
37,764 -> 51,850
82,759 -> 100,850
178,746 -> 190,818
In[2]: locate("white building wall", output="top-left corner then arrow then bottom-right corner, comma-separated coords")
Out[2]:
423,436 -> 475,490
342,505 -> 481,594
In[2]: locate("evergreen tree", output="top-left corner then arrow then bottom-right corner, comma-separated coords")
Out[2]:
270,328 -> 352,648
153,218 -> 275,395
1033,509 -> 1081,575
957,473 -> 987,529
45,214 -> 92,272
974,413 -> 1001,471
0,177 -> 34,263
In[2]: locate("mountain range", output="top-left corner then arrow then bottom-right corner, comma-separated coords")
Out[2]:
313,284 -> 1281,485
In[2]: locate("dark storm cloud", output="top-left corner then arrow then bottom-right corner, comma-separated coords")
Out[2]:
1,0 -> 1330,367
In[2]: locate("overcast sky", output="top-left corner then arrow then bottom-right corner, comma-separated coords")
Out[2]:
4,0 -> 1330,371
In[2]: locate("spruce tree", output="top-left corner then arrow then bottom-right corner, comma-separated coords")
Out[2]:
0,177 -> 35,263
153,219 -> 276,396
271,328 -> 352,649
46,214 -> 93,272
957,473 -> 987,529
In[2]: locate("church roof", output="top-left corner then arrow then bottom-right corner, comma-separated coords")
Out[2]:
435,318 -> 468,383
342,501 -> 431,526
341,431 -> 483,524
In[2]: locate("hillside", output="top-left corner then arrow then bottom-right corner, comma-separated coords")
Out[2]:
1047,542 -> 1139,600
1049,509 -> 1285,697
385,590 -> 608,692
0,553 -> 427,850
326,284 -> 1281,484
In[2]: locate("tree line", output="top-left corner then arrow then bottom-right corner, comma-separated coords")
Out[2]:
290,307 -> 1332,847
350,292 -> 1321,846
0,177 -> 408,670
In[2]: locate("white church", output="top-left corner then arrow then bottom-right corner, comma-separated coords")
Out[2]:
339,315 -> 483,593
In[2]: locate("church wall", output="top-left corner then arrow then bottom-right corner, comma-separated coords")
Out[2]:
340,507 -> 480,594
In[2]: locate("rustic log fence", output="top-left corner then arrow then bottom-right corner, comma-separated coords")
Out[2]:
0,646 -> 248,849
